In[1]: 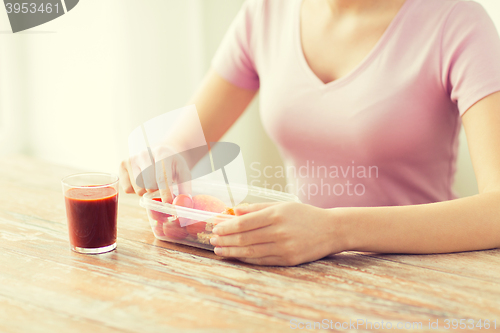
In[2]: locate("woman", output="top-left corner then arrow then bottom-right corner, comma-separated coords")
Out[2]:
120,0 -> 500,266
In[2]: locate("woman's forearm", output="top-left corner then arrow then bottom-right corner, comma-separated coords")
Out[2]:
167,69 -> 256,169
333,191 -> 500,254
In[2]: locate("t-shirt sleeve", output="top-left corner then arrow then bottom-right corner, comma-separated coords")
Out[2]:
211,0 -> 260,90
441,1 -> 500,116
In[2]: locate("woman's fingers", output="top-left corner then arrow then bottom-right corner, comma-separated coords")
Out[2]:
120,159 -> 146,195
213,242 -> 276,258
123,145 -> 194,198
210,225 -> 274,247
119,160 -> 134,193
125,160 -> 147,196
234,202 -> 280,216
134,150 -> 157,191
175,156 -> 192,195
212,209 -> 273,235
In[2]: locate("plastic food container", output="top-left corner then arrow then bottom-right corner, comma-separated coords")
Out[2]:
140,180 -> 300,250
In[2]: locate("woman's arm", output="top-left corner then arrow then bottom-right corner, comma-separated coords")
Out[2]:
211,91 -> 500,265
339,91 -> 500,254
182,69 -> 257,167
119,69 -> 257,194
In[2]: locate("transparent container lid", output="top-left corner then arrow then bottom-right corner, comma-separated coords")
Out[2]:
140,180 -> 300,221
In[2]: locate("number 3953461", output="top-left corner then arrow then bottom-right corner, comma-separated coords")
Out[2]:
5,3 -> 60,14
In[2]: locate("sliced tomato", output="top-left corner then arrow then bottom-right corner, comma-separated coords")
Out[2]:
163,219 -> 188,240
186,220 -> 207,237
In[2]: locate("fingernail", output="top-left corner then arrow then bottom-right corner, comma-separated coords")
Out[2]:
212,227 -> 220,234
214,247 -> 222,255
210,237 -> 218,246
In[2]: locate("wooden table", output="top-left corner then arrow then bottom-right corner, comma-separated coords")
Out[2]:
1,156 -> 499,333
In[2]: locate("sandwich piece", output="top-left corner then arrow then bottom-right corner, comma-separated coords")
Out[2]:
197,203 -> 249,244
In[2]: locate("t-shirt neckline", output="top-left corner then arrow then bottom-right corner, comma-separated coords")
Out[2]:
294,0 -> 414,90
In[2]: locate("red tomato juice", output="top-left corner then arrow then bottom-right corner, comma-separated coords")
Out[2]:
65,186 -> 118,249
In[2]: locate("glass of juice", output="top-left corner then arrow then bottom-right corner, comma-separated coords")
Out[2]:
62,173 -> 119,254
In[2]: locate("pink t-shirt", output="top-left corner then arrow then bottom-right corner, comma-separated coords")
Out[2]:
212,0 -> 500,208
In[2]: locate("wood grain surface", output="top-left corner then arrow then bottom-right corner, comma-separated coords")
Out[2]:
0,155 -> 499,333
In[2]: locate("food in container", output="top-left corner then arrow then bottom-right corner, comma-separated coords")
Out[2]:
140,180 -> 300,250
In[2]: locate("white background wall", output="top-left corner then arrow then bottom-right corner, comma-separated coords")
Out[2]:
1,0 -> 499,197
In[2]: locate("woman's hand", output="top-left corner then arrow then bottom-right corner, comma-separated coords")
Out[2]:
119,70 -> 256,198
210,202 -> 347,266
119,145 -> 191,199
